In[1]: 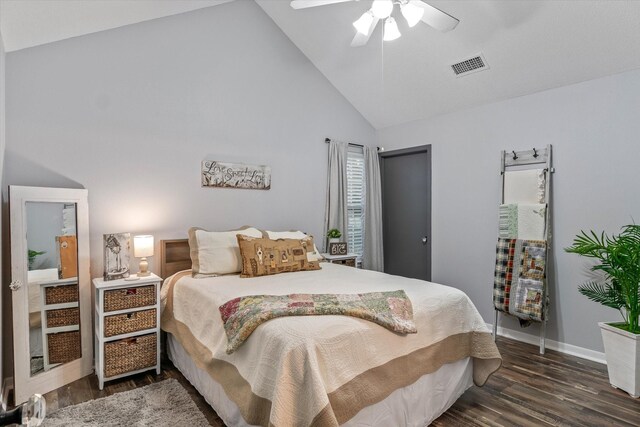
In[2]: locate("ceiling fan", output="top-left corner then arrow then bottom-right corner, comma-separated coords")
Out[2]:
290,0 -> 459,47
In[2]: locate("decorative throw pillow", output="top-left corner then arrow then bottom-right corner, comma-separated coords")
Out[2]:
264,230 -> 323,261
188,226 -> 263,277
237,235 -> 321,278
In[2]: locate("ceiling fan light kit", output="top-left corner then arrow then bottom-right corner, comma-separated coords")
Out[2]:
383,17 -> 401,41
371,0 -> 393,19
401,1 -> 424,27
353,10 -> 375,35
290,0 -> 459,47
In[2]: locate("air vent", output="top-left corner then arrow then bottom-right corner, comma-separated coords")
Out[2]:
451,53 -> 489,77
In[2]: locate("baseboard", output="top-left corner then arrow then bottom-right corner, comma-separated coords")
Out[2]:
0,377 -> 13,410
487,323 -> 607,365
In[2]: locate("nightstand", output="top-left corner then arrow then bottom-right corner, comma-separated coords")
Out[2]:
93,273 -> 161,389
322,253 -> 358,268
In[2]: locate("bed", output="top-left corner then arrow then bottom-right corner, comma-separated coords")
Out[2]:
160,238 -> 501,427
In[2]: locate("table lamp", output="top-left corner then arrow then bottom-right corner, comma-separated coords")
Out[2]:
133,235 -> 154,277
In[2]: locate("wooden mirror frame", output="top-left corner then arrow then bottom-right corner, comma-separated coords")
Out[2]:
9,186 -> 93,403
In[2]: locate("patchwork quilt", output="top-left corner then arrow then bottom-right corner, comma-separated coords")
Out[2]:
219,290 -> 418,354
493,238 -> 547,322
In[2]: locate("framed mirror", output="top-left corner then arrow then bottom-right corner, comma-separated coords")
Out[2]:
10,186 -> 93,403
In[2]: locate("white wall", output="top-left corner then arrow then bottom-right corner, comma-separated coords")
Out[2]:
377,68 -> 640,353
4,0 -> 375,277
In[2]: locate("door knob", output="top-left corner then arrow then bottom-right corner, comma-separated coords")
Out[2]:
421,236 -> 428,245
10,280 -> 22,291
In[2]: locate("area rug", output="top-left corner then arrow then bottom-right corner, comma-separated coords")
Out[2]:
42,379 -> 210,426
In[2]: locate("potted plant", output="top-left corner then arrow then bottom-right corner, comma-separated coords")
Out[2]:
327,229 -> 342,244
28,249 -> 46,271
565,224 -> 640,398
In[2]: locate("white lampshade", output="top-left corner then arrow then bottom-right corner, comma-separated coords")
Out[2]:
353,10 -> 374,35
383,17 -> 401,41
401,1 -> 424,27
371,0 -> 393,19
134,235 -> 154,258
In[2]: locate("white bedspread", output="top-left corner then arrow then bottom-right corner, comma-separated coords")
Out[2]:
161,263 -> 501,427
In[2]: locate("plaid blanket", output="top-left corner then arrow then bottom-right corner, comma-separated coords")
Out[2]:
493,238 -> 517,312
219,290 -> 417,353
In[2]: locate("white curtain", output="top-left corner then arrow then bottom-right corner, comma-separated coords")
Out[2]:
363,146 -> 384,271
323,140 -> 349,251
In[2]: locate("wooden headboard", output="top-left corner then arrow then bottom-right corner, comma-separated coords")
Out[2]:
160,239 -> 191,278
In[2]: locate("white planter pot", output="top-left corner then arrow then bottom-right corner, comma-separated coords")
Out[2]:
599,322 -> 640,398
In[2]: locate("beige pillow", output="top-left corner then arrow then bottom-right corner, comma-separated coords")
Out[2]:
264,230 -> 323,261
188,226 -> 263,277
237,234 -> 321,278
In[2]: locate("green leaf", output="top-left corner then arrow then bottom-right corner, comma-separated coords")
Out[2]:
566,224 -> 640,333
578,282 -> 625,310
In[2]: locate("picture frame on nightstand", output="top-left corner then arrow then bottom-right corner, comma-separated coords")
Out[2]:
103,233 -> 132,281
328,242 -> 348,256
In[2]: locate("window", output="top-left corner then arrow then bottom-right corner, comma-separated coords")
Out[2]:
347,146 -> 365,263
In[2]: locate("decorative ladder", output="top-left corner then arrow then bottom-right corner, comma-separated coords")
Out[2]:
493,145 -> 554,354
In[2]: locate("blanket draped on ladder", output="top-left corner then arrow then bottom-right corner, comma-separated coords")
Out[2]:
494,163 -> 549,326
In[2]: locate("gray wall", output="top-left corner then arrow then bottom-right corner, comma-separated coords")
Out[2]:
0,29 -> 6,394
2,1 -> 374,377
377,68 -> 640,353
4,0 -> 375,278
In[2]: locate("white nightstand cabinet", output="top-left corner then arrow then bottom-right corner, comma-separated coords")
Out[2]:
93,274 -> 162,389
322,253 -> 358,268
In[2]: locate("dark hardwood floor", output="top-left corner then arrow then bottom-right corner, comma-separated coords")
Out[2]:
43,337 -> 639,426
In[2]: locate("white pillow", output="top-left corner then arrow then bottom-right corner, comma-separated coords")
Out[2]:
188,226 -> 263,277
265,230 -> 323,262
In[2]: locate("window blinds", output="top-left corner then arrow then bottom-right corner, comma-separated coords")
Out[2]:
347,146 -> 365,261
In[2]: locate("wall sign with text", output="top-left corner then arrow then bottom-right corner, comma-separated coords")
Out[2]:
329,242 -> 348,256
202,160 -> 271,190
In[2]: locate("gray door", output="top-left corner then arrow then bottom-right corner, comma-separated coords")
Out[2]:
380,146 -> 431,281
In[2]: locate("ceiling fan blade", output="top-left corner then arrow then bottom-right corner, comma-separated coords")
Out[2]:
290,0 -> 355,9
411,0 -> 459,32
351,17 -> 380,47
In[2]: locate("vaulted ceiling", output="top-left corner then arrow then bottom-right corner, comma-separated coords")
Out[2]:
0,0 -> 234,51
2,0 -> 640,129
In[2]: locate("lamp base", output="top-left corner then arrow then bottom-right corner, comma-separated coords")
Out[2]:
138,257 -> 150,277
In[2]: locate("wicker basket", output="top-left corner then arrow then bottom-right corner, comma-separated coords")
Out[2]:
104,333 -> 157,378
332,258 -> 356,267
48,331 -> 81,364
46,307 -> 80,328
342,258 -> 356,267
104,285 -> 156,312
104,309 -> 156,337
45,284 -> 79,305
